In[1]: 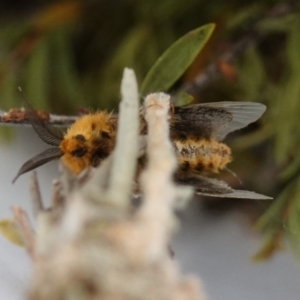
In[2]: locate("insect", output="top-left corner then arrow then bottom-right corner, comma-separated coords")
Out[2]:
11,100 -> 270,199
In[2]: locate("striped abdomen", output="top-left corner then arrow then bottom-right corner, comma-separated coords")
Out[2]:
174,138 -> 232,174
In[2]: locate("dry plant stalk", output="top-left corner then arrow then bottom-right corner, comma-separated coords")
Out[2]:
19,69 -> 207,300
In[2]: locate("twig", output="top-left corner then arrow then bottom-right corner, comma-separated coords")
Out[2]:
0,109 -> 78,126
180,33 -> 260,95
179,1 -> 300,96
48,113 -> 78,125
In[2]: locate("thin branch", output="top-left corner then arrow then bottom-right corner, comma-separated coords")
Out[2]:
179,1 -> 300,96
0,110 -> 78,127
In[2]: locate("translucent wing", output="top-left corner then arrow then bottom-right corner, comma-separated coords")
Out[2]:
12,147 -> 63,183
172,101 -> 266,141
176,175 -> 272,200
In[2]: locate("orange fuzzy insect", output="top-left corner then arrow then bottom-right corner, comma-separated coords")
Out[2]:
59,112 -> 117,174
12,101 -> 270,199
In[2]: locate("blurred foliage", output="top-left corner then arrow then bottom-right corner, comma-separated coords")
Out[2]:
0,0 -> 300,260
0,219 -> 24,247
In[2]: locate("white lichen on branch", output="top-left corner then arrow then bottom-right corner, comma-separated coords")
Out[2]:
12,69 -> 207,300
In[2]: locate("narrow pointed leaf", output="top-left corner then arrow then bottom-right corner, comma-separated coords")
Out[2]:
141,23 -> 215,95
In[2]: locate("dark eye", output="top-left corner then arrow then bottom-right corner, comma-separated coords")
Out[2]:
71,148 -> 87,157
101,131 -> 110,139
75,134 -> 86,142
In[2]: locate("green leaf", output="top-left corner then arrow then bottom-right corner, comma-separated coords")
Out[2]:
140,23 -> 215,95
255,184 -> 290,231
254,178 -> 300,260
25,37 -> 49,110
51,28 -> 83,108
226,4 -> 263,30
272,77 -> 300,162
0,69 -> 19,109
257,14 -> 297,33
283,179 -> 300,256
252,188 -> 288,261
0,219 -> 24,247
173,91 -> 194,106
251,229 -> 284,262
0,23 -> 30,52
279,149 -> 300,181
237,48 -> 266,100
286,19 -> 300,73
97,25 -> 154,109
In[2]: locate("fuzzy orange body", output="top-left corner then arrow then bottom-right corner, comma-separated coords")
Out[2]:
59,111 -> 232,176
174,138 -> 232,174
59,112 -> 117,174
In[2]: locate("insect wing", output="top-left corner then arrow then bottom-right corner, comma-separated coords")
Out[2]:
203,189 -> 273,200
172,101 -> 266,141
12,147 -> 62,183
176,175 -> 272,200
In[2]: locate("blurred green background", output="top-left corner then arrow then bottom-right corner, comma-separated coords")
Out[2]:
0,0 -> 300,260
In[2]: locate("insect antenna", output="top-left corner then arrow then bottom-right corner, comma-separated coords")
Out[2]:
12,147 -> 63,183
17,87 -> 64,146
12,88 -> 65,183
